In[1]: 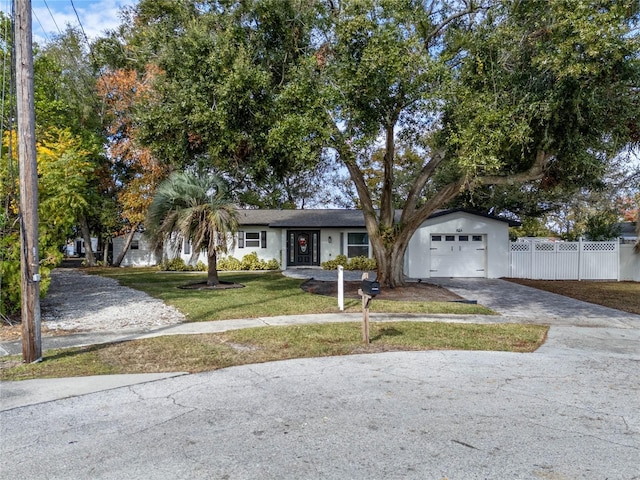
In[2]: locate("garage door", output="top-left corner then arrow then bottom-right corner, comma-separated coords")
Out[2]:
429,234 -> 486,277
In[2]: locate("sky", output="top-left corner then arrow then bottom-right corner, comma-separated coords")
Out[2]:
28,0 -> 136,45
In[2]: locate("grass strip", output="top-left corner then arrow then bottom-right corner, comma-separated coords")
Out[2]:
1,322 -> 548,381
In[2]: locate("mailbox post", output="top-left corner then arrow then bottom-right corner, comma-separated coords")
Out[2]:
357,273 -> 380,344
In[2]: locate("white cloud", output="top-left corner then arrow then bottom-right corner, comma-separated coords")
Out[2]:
31,0 -> 136,45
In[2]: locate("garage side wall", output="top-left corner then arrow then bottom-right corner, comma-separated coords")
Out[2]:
406,213 -> 510,278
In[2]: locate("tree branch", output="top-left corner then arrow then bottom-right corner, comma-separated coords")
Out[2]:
471,150 -> 552,188
401,149 -> 446,224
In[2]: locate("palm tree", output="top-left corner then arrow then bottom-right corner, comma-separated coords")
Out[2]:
146,171 -> 238,286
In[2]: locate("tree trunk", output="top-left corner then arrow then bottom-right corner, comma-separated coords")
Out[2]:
103,237 -> 111,265
79,214 -> 96,267
372,231 -> 412,288
112,224 -> 139,267
207,251 -> 220,286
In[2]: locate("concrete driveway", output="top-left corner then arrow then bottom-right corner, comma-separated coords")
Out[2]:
1,277 -> 639,479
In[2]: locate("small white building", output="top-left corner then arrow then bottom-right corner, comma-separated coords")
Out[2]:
405,210 -> 516,278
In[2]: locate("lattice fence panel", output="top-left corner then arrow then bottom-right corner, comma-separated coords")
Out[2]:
510,240 -> 619,280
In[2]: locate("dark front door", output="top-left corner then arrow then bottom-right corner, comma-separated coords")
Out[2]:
287,230 -> 320,266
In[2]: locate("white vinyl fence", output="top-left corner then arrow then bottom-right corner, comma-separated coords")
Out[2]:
509,240 -> 620,280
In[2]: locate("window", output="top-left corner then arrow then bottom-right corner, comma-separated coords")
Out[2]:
239,231 -> 266,248
183,239 -> 191,255
347,232 -> 369,258
432,235 -> 442,241
445,235 -> 455,242
472,235 -> 483,242
245,232 -> 260,247
459,235 -> 469,241
131,240 -> 139,250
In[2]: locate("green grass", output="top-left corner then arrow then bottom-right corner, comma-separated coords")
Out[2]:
0,322 -> 548,381
90,268 -> 495,321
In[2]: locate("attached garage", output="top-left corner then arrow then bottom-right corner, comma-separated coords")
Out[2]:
405,209 -> 518,279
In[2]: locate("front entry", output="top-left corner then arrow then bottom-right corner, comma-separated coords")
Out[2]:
287,230 -> 320,267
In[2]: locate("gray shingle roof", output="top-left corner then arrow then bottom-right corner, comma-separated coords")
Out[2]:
236,209 -> 367,228
236,208 -> 519,228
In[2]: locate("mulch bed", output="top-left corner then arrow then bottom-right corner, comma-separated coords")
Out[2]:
178,281 -> 245,290
300,279 -> 464,302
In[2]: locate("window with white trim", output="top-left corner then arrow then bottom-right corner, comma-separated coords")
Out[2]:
238,231 -> 267,248
347,232 -> 369,257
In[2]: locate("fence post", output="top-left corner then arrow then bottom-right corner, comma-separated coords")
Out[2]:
577,237 -> 582,281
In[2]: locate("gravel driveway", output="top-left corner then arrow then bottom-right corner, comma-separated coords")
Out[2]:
41,268 -> 184,333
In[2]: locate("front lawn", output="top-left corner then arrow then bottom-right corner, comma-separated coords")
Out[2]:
90,268 -> 495,321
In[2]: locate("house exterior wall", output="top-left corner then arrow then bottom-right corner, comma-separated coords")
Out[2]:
112,233 -> 160,267
405,212 -> 510,278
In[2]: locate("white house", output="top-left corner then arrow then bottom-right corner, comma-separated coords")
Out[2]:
112,208 -> 518,279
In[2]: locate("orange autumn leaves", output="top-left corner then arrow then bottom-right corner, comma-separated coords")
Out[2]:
97,65 -> 168,232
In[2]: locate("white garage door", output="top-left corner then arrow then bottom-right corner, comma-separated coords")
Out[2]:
429,234 -> 486,277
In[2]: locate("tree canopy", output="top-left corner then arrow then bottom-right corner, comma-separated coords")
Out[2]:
91,0 -> 640,286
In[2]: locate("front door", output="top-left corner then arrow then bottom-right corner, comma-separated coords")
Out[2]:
287,230 -> 320,267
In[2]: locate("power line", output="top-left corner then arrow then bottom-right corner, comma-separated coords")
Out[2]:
41,0 -> 64,37
31,6 -> 52,45
69,0 -> 90,46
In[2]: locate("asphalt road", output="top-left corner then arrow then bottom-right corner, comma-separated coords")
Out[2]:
1,276 -> 639,479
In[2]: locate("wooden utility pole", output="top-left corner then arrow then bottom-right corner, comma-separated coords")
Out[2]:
15,0 -> 42,362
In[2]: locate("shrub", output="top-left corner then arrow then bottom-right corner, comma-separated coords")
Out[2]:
321,254 -> 376,271
161,257 -> 190,271
240,252 -> 264,270
321,254 -> 348,270
217,256 -> 242,271
264,258 -> 281,270
347,255 -> 377,271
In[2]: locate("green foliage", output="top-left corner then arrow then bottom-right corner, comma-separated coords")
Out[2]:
321,254 -> 348,270
217,256 -> 243,271
509,218 -> 552,241
161,258 -> 189,271
321,254 -> 377,271
240,252 -> 266,271
163,253 -> 281,272
584,211 -> 622,241
218,253 -> 280,271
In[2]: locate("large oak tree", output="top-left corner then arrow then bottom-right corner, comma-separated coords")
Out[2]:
106,0 -> 639,286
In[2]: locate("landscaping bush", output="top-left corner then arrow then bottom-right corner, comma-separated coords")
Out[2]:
321,254 -> 376,271
217,256 -> 242,271
217,253 -> 280,271
264,258 -> 281,270
240,252 -> 264,270
321,254 -> 348,270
